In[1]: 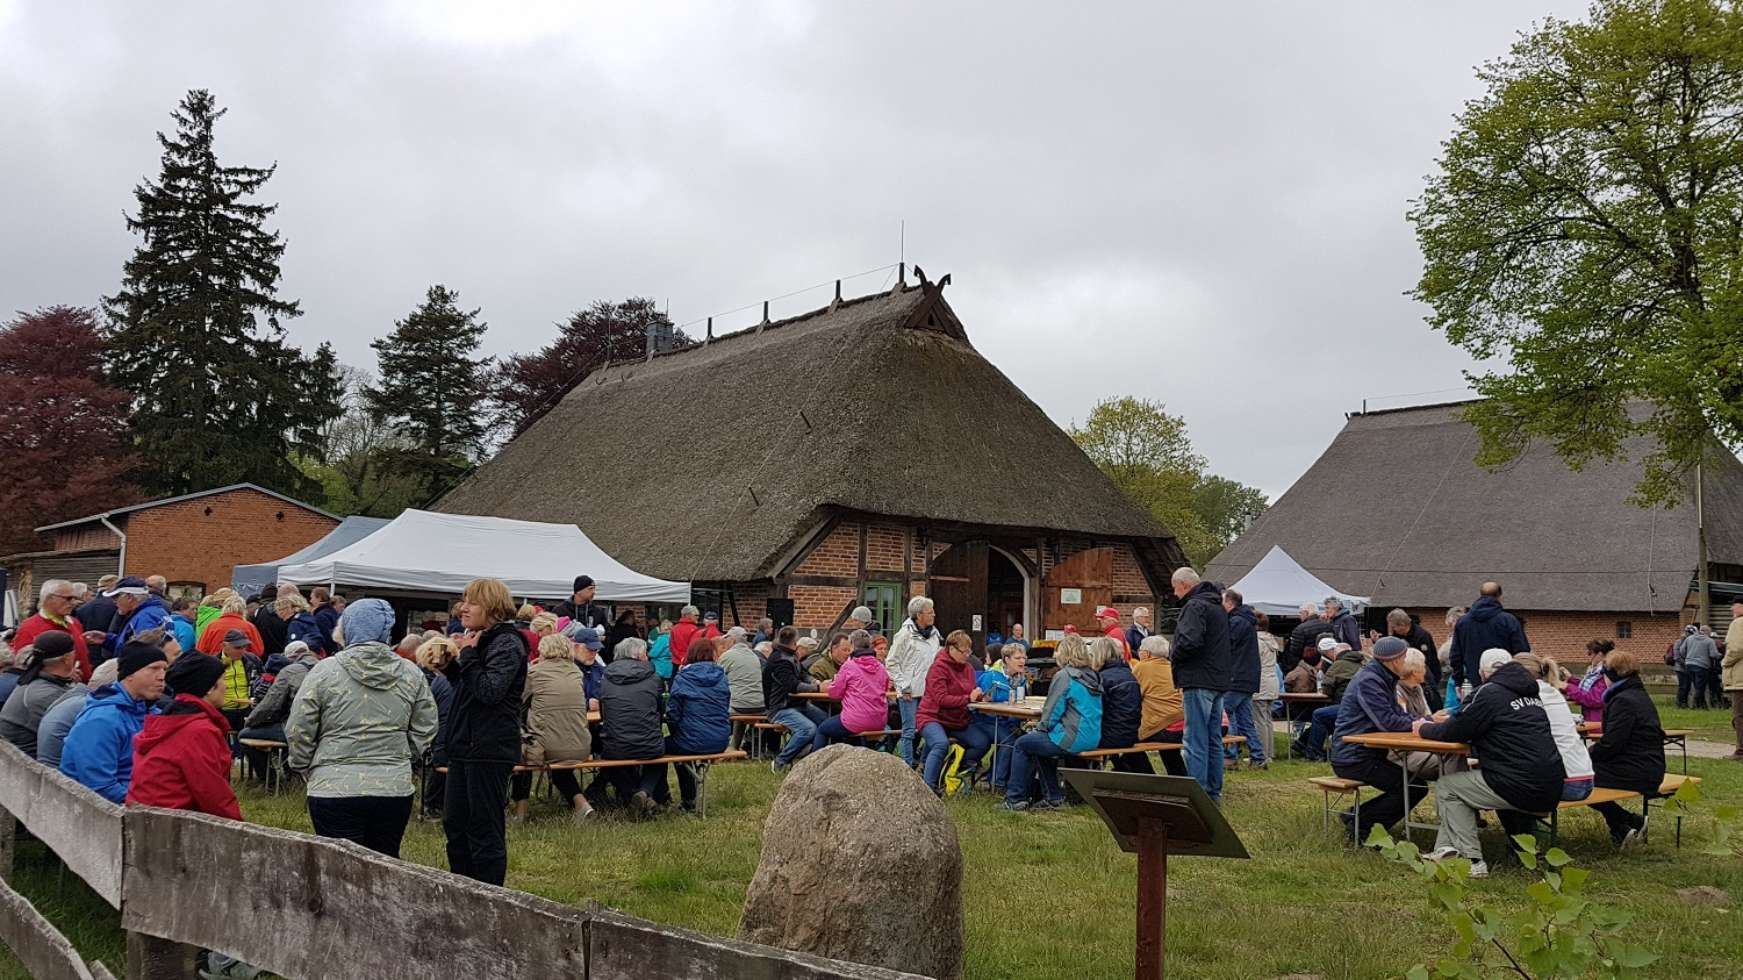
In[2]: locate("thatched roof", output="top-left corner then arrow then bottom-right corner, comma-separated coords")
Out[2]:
436,281 -> 1177,582
1205,401 -> 1743,614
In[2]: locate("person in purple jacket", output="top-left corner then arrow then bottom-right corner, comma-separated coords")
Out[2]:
1328,636 -> 1422,842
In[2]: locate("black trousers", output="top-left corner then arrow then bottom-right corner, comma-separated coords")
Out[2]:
443,761 -> 513,885
307,794 -> 414,858
1118,729 -> 1189,776
510,769 -> 583,803
1333,753 -> 1429,834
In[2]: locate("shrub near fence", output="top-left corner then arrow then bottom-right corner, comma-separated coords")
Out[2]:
0,741 -> 924,980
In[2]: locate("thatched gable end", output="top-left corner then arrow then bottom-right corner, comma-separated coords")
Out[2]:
436,283 -> 1175,582
1205,401 -> 1743,614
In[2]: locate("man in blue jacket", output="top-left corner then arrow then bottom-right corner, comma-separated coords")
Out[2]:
81,578 -> 175,659
1324,597 -> 1363,654
1221,590 -> 1267,769
59,643 -> 167,804
1328,636 -> 1421,841
1170,567 -> 1232,802
1447,581 -> 1529,686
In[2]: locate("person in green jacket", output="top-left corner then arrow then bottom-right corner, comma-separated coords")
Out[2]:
286,598 -> 437,858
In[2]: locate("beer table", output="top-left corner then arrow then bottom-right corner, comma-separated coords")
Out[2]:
1338,731 -> 1470,838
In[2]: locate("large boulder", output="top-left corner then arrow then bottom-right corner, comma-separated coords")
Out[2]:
738,746 -> 963,979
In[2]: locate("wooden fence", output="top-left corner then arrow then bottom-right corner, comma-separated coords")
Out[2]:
0,741 -> 923,979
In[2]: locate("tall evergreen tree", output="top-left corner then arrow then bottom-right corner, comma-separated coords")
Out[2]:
366,285 -> 491,498
102,89 -> 335,496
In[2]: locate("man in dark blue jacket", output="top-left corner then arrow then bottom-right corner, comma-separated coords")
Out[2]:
1221,590 -> 1267,769
1324,597 -> 1362,654
1329,636 -> 1421,840
1169,567 -> 1231,802
1447,582 -> 1529,686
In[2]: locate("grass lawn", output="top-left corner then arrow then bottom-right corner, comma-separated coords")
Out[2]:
4,745 -> 1741,980
1650,693 -> 1738,745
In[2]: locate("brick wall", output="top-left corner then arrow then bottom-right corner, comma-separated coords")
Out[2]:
724,581 -> 770,630
123,489 -> 337,595
1402,607 -> 1688,663
1111,545 -> 1152,596
793,523 -> 859,578
789,584 -> 857,629
866,524 -> 905,575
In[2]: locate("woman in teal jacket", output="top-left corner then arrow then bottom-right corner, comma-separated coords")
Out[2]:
1001,635 -> 1102,811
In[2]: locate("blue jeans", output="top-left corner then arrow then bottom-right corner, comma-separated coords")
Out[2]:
919,721 -> 993,794
1561,777 -> 1594,802
1181,688 -> 1226,802
1222,692 -> 1267,764
987,717 -> 1020,788
1005,731 -> 1069,805
896,697 -> 919,766
772,704 -> 825,767
1298,704 -> 1340,760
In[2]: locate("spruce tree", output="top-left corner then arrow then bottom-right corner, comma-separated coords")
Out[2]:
103,89 -> 334,496
366,285 -> 491,498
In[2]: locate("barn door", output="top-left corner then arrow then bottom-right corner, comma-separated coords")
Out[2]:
1042,547 -> 1114,637
927,541 -> 989,652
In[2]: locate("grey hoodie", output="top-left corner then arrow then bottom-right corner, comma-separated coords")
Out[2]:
285,641 -> 438,798
243,648 -> 321,730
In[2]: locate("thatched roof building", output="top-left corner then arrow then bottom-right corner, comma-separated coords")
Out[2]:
438,278 -> 1185,642
1206,401 -> 1743,654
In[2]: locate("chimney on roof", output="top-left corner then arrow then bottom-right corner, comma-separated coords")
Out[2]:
757,300 -> 769,334
705,316 -> 712,346
829,279 -> 842,312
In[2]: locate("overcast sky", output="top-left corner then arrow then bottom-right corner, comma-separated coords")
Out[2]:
0,0 -> 1592,498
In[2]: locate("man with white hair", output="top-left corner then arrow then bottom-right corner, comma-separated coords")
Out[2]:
1415,649 -> 1565,877
1323,597 -> 1362,653
1124,607 -> 1152,658
885,596 -> 941,767
12,579 -> 95,682
668,605 -> 703,672
1283,602 -> 1332,673
1170,567 -> 1232,802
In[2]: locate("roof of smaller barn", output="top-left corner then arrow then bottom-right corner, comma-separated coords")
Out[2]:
1205,401 -> 1743,614
436,281 -> 1177,581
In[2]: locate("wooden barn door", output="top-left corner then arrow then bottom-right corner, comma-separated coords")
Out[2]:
1043,547 -> 1114,636
927,541 -> 989,651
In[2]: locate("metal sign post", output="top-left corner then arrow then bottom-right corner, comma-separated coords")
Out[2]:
1062,770 -> 1249,980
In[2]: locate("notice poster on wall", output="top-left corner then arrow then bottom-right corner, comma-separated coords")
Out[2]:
1060,588 -> 1083,605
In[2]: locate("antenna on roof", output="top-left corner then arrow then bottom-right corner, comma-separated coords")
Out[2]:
705,317 -> 713,346
830,279 -> 842,311
758,300 -> 769,333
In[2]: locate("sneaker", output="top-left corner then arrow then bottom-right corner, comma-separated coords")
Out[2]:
1615,827 -> 1641,850
1034,797 -> 1064,811
630,791 -> 657,814
1249,759 -> 1270,771
769,760 -> 785,775
1467,860 -> 1489,879
200,955 -> 262,980
571,804 -> 595,823
998,800 -> 1031,812
1425,846 -> 1460,862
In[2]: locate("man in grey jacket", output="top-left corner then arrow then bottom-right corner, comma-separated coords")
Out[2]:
0,632 -> 89,757
240,641 -> 320,742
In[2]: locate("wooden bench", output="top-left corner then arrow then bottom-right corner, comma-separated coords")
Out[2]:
441,750 -> 750,817
236,738 -> 290,795
729,713 -> 770,757
1076,735 -> 1242,764
1308,776 -> 1367,844
1538,774 -> 1701,849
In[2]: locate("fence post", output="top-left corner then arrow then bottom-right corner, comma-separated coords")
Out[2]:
126,931 -> 199,980
0,806 -> 14,881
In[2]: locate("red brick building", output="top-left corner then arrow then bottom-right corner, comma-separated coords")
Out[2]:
436,277 -> 1187,648
4,484 -> 338,610
1206,401 -> 1743,662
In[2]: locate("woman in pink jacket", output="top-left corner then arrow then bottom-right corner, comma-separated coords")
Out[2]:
810,631 -> 891,750
1561,639 -> 1612,724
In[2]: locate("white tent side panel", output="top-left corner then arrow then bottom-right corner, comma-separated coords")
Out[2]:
277,510 -> 688,603
1227,544 -> 1369,618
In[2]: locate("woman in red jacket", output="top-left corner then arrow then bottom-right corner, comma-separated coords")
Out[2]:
127,653 -> 242,820
916,630 -> 989,796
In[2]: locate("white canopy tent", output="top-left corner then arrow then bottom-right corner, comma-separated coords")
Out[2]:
1226,545 -> 1369,618
277,509 -> 689,603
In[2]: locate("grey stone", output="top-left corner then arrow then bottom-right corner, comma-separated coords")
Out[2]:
1676,885 -> 1728,905
739,746 -> 963,979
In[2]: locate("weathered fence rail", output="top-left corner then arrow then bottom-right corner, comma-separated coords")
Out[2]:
0,744 -> 924,979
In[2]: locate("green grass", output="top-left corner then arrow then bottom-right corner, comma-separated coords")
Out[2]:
1651,693 -> 1739,744
4,747 -> 1742,979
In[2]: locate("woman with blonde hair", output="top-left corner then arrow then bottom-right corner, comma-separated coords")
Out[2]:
414,635 -> 459,818
196,593 -> 263,654
1514,653 -> 1593,802
277,591 -> 326,655
1002,633 -> 1101,811
440,578 -> 528,885
511,634 -> 593,822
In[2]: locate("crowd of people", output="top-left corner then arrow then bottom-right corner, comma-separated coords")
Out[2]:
3,566 -> 1738,903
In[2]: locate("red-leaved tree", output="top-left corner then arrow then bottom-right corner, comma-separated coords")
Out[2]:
0,307 -> 141,554
492,298 -> 688,439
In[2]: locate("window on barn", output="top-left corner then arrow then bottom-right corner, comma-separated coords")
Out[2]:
863,581 -> 901,633
1615,621 -> 1633,639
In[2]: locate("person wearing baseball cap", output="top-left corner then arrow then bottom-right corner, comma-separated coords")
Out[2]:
127,653 -> 241,820
1291,635 -> 1364,761
84,576 -> 175,661
1095,606 -> 1130,661
214,629 -> 263,732
1323,635 -> 1423,842
58,643 -> 168,802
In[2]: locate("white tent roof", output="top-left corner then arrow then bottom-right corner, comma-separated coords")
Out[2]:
277,509 -> 690,603
1227,545 -> 1370,618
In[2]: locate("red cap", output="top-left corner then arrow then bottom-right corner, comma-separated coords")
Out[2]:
1095,605 -> 1120,621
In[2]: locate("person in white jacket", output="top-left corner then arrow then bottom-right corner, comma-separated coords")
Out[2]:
1516,653 -> 1594,802
884,596 -> 941,767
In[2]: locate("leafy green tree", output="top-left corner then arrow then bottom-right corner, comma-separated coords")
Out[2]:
1411,0 -> 1743,504
294,365 -> 424,516
103,89 -> 337,496
1071,397 -> 1268,566
365,285 -> 491,499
